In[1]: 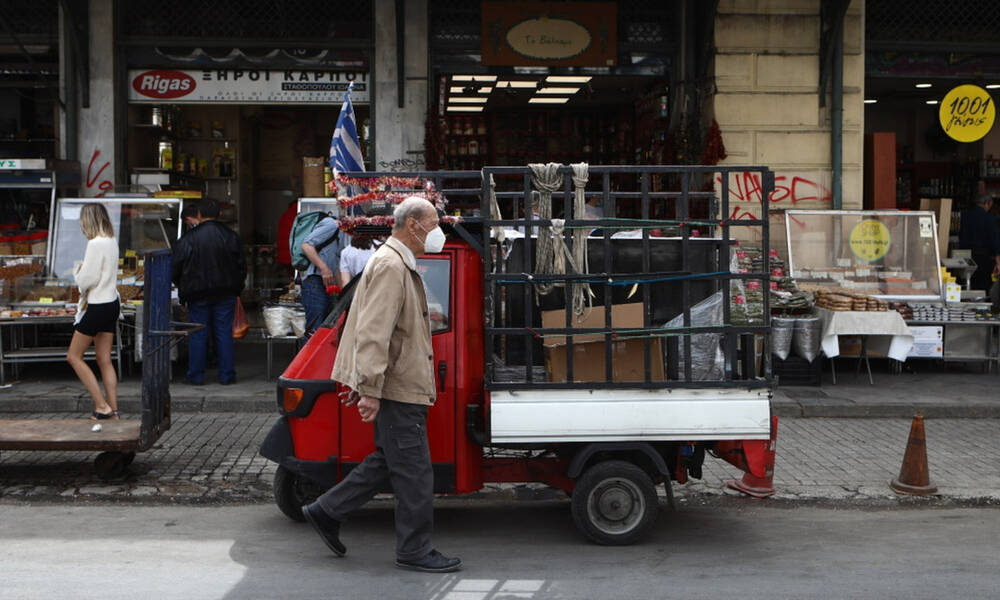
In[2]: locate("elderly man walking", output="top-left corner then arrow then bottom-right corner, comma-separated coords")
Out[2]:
301,196 -> 460,573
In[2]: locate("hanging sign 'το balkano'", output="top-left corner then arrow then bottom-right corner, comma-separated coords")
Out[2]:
938,84 -> 995,143
482,2 -> 616,66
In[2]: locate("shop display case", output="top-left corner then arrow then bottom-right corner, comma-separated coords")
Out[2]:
785,210 -> 943,302
297,198 -> 340,216
49,197 -> 182,281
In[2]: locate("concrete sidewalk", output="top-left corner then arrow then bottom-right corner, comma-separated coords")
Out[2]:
0,341 -> 996,417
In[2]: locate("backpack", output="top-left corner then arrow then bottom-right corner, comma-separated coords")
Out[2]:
289,211 -> 340,271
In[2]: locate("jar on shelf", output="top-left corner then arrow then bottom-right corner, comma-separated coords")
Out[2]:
158,137 -> 174,170
463,117 -> 474,136
467,139 -> 479,156
476,117 -> 487,135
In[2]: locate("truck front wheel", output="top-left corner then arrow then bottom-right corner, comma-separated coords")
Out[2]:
273,465 -> 322,522
571,460 -> 659,545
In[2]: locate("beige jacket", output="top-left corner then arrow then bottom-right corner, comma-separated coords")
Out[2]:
331,237 -> 436,405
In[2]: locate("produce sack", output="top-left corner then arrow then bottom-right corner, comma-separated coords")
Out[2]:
771,316 -> 795,361
792,316 -> 822,362
289,308 -> 307,338
262,304 -> 292,337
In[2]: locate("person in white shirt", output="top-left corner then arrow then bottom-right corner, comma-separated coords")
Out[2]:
68,203 -> 120,420
338,236 -> 376,287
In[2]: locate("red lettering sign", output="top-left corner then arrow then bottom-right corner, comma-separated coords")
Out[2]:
131,70 -> 196,99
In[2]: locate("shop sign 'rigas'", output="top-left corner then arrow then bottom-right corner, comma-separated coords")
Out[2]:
127,69 -> 370,104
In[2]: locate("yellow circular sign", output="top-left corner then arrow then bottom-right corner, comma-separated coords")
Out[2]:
938,84 -> 996,143
849,219 -> 891,262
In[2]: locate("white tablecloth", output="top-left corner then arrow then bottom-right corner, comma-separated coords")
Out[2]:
816,307 -> 914,361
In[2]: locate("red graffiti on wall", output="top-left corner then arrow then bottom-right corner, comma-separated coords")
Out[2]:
85,149 -> 113,197
717,172 -> 832,222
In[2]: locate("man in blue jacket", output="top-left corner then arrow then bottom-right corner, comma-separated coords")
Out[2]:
959,194 -> 1000,292
171,200 -> 246,385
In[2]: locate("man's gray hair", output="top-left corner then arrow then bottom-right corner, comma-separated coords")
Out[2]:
393,196 -> 434,231
974,194 -> 994,206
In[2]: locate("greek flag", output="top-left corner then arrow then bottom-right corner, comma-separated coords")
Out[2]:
330,81 -> 365,176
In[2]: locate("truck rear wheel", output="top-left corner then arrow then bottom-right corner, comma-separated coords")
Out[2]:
571,460 -> 658,545
273,465 -> 322,522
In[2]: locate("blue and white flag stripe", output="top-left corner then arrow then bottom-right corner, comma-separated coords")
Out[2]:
330,82 -> 365,176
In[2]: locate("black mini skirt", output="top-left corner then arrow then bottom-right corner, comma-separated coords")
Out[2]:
74,299 -> 120,337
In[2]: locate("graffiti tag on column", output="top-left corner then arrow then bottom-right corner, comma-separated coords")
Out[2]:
716,172 -> 832,221
86,149 -> 113,197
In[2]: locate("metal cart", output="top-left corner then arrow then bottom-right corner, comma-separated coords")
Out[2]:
0,249 -> 195,479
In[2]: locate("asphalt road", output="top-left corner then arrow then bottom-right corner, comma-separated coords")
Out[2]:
2,501 -> 998,600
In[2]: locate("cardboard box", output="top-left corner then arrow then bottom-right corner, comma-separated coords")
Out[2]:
302,156 -> 326,198
918,197 -> 951,259
541,303 -> 664,383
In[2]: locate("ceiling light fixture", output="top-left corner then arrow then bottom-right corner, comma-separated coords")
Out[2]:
449,97 -> 488,103
449,86 -> 465,94
498,80 -> 538,88
529,97 -> 570,104
925,99 -> 939,105
915,83 -> 932,88
478,87 -> 493,94
452,75 -> 497,82
987,84 -> 1000,89
446,106 -> 485,112
864,99 -> 877,104
546,76 -> 592,83
537,87 -> 580,94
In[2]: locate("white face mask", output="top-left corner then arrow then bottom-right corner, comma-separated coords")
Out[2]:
419,224 -> 446,253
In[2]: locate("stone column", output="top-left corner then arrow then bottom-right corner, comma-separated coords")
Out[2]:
373,0 -> 429,170
78,0 -> 116,196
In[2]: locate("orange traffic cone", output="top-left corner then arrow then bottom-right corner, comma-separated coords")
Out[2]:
889,414 -> 937,495
727,415 -> 778,498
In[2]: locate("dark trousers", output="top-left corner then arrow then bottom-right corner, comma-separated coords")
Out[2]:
971,251 -> 995,292
187,297 -> 236,384
317,399 -> 433,561
301,274 -> 332,337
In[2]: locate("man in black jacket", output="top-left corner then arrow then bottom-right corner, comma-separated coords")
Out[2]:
171,200 -> 246,385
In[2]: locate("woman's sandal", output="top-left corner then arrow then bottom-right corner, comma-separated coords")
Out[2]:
91,410 -> 119,420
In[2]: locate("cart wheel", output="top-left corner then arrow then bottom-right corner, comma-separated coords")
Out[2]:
571,460 -> 659,545
273,465 -> 324,522
121,452 -> 136,467
94,452 -> 130,481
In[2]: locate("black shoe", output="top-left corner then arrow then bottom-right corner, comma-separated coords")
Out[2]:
395,549 -> 462,573
183,377 -> 203,386
301,502 -> 346,557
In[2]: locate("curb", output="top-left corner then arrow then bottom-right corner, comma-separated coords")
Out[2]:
0,395 -> 276,414
0,394 -> 996,417
772,400 -> 1000,419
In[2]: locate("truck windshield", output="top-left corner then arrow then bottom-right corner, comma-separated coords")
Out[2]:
320,256 -> 451,333
417,258 -> 451,333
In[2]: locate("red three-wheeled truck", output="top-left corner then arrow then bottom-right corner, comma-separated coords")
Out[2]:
261,165 -> 777,545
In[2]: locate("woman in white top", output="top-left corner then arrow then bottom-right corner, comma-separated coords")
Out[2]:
68,203 -> 120,420
338,236 -> 377,287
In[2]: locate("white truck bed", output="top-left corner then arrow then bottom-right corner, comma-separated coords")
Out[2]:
488,387 -> 772,443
